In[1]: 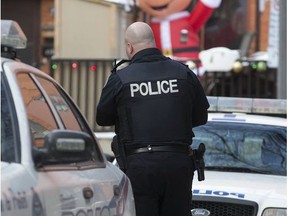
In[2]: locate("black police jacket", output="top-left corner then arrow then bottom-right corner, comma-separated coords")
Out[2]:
96,48 -> 209,147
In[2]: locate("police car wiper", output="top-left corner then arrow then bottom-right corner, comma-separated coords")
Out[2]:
205,166 -> 272,174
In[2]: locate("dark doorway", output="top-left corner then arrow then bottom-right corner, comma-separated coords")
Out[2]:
2,0 -> 41,67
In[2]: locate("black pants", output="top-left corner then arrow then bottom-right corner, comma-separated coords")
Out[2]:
126,152 -> 193,216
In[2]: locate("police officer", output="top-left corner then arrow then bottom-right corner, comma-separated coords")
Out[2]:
96,22 -> 209,216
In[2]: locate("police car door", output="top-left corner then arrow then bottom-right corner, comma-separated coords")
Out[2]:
2,64 -> 104,216
26,70 -> 122,216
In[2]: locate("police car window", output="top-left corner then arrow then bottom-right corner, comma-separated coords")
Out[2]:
1,79 -> 18,162
16,73 -> 58,148
35,76 -> 82,131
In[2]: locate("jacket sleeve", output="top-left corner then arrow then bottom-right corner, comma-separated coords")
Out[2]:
96,73 -> 122,126
187,71 -> 210,127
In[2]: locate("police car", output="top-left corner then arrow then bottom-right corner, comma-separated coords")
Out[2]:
191,96 -> 287,216
1,20 -> 136,216
96,96 -> 286,216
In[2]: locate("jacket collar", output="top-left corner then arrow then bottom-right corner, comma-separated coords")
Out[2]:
130,48 -> 164,64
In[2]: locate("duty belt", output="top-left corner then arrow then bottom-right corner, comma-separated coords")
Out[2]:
126,145 -> 190,156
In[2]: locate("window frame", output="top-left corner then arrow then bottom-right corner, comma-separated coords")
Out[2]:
33,75 -> 86,132
29,73 -> 105,164
50,80 -> 105,162
2,61 -> 105,167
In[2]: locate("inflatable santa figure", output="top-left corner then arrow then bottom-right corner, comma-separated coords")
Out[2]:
137,0 -> 222,61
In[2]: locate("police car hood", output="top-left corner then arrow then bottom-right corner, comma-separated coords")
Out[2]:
192,171 -> 286,208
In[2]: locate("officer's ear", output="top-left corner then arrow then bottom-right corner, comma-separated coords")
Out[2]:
127,42 -> 133,56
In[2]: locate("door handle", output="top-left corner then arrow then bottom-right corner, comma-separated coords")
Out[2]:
113,185 -> 121,196
83,187 -> 94,199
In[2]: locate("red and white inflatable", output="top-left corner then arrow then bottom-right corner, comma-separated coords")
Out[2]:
137,0 -> 222,60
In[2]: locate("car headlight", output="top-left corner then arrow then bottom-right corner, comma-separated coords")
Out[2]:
262,208 -> 287,216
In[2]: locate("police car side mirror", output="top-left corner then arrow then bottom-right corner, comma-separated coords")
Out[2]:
33,130 -> 95,168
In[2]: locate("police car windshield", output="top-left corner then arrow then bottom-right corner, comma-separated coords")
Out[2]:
192,122 -> 287,176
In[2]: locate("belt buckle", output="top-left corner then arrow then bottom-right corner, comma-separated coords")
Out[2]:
147,145 -> 152,152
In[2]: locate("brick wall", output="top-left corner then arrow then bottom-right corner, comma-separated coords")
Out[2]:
259,1 -> 270,51
246,0 -> 271,53
41,0 -> 54,25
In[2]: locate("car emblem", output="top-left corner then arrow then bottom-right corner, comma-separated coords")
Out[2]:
191,208 -> 210,216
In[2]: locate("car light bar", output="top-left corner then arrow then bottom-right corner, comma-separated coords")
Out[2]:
1,20 -> 27,49
207,96 -> 287,114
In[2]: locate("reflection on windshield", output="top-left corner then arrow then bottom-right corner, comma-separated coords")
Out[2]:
192,122 -> 287,176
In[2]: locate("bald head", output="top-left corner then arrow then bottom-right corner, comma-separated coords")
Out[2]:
125,22 -> 156,59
